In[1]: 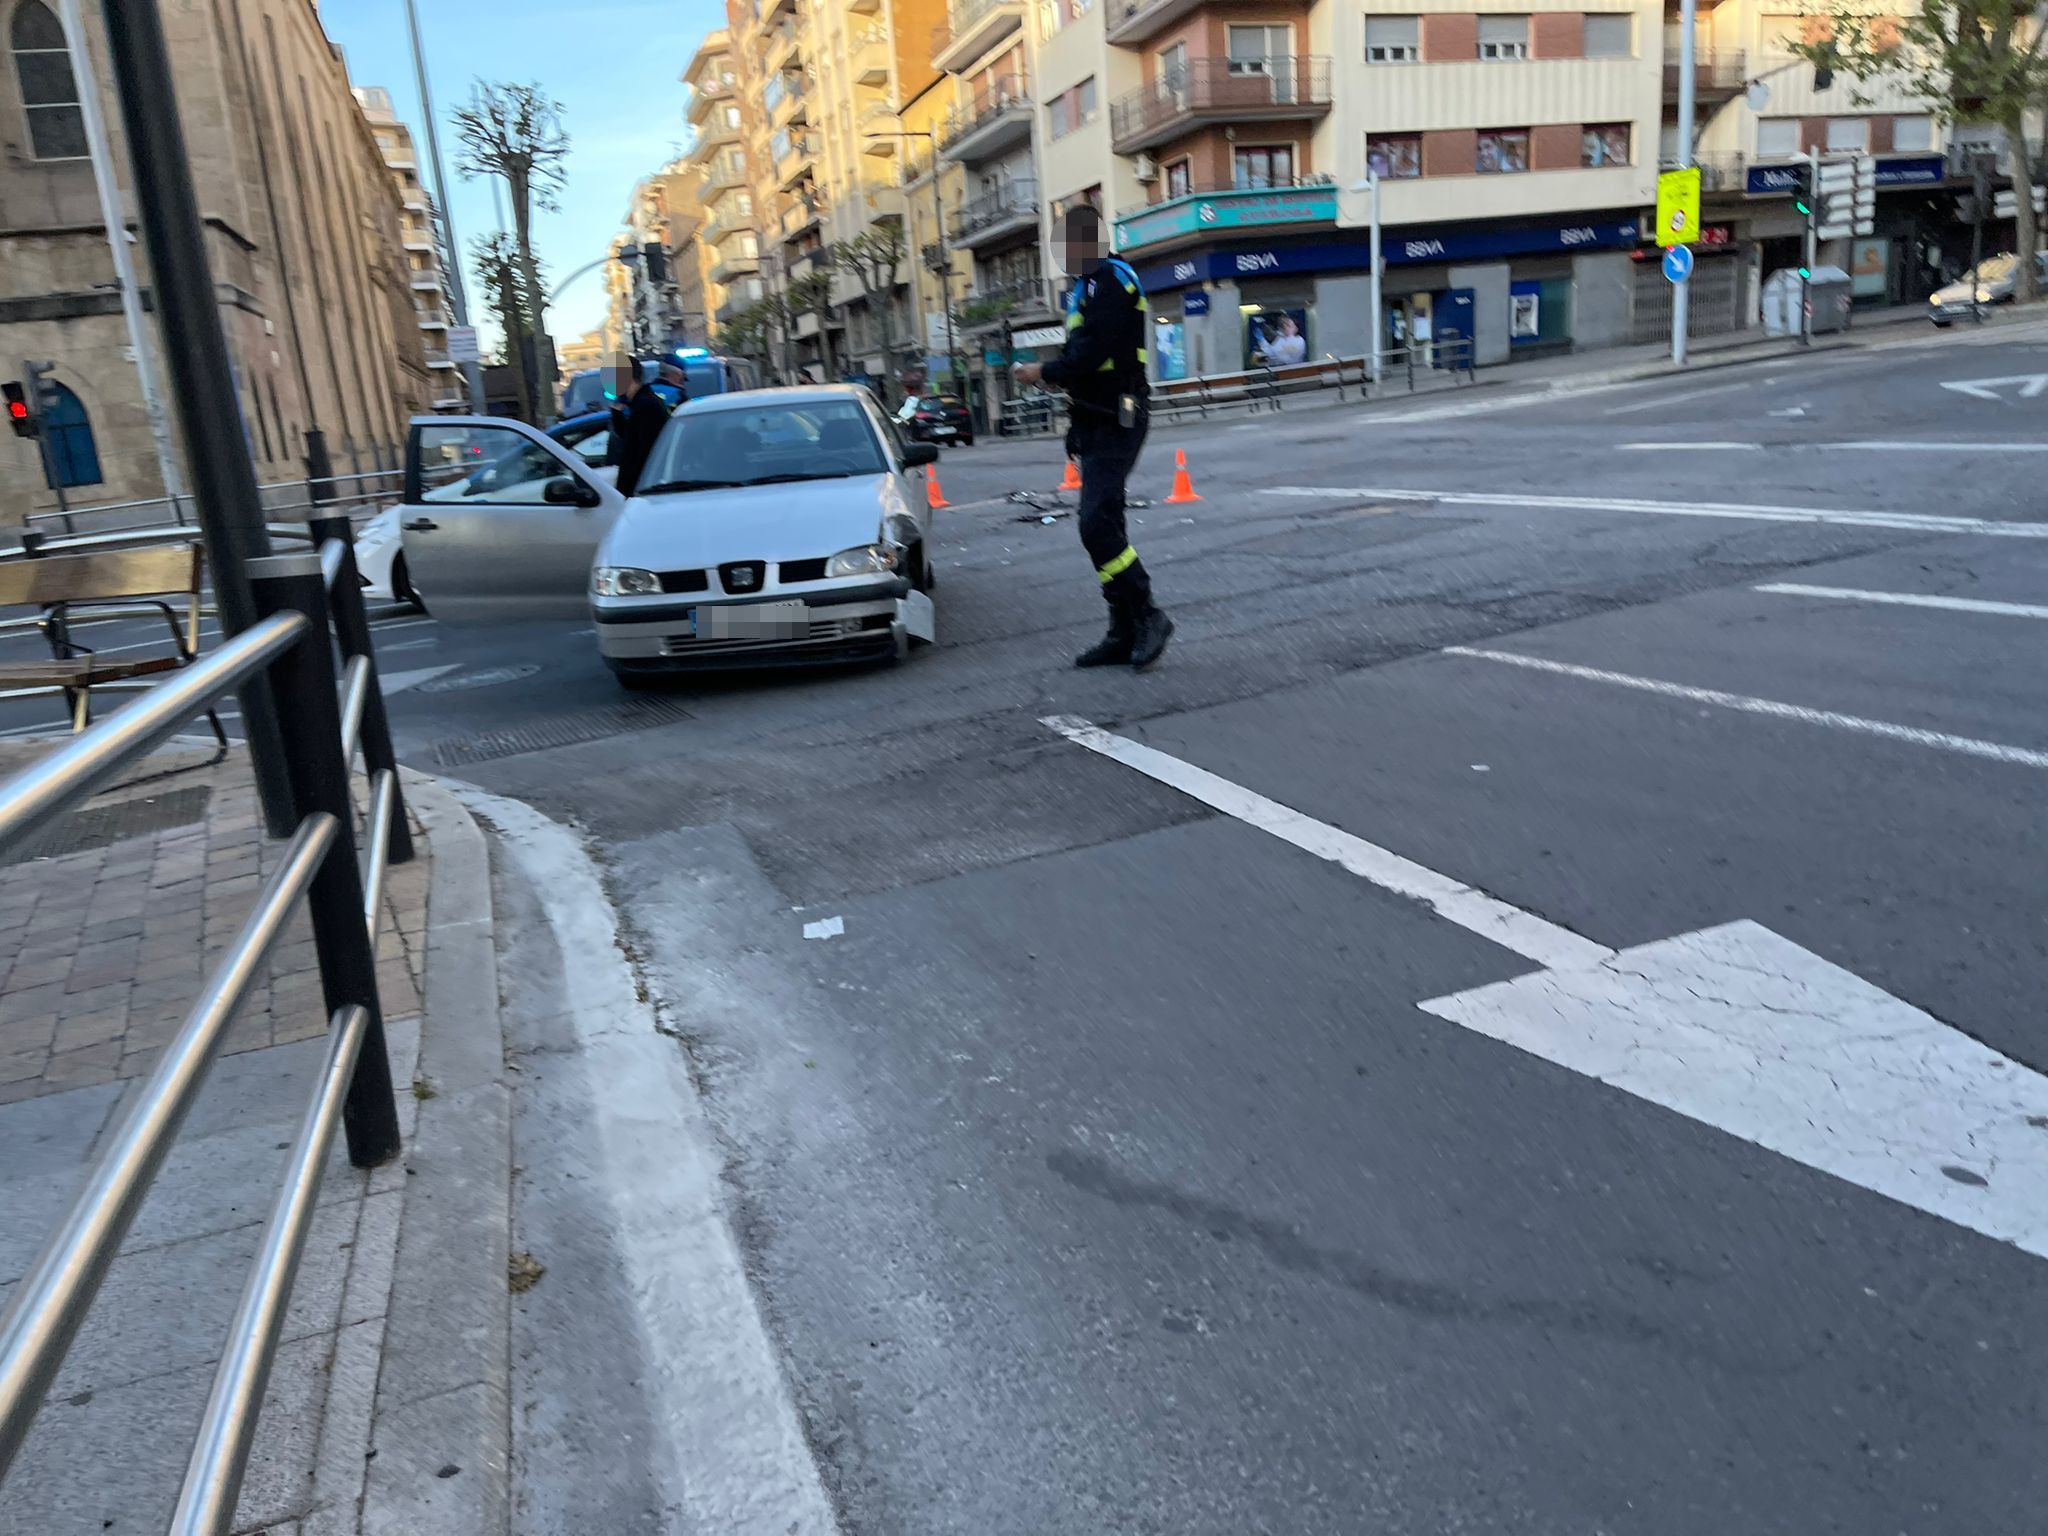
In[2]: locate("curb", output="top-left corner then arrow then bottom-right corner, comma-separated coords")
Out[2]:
356,769 -> 512,1536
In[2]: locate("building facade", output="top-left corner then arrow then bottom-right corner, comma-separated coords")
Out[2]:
685,30 -> 764,342
0,0 -> 431,521
355,85 -> 463,411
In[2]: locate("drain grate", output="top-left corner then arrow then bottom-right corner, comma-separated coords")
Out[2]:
8,785 -> 212,863
429,697 -> 695,767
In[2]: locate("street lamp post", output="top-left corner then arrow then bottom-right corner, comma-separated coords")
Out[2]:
404,0 -> 485,412
867,130 -> 958,393
1346,171 -> 1384,386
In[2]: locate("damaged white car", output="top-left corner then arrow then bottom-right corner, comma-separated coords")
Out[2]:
588,386 -> 940,685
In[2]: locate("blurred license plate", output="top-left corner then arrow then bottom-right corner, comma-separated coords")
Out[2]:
693,601 -> 807,639
932,424 -> 956,436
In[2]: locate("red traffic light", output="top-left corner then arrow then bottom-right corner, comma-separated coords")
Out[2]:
6,400 -> 25,421
4,381 -> 35,438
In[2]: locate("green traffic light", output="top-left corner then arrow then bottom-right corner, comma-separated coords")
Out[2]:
1793,199 -> 1811,216
1797,265 -> 1812,279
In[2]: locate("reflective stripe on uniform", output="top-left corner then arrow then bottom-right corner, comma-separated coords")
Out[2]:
1096,545 -> 1140,583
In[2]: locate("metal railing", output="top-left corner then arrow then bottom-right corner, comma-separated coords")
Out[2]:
938,77 -> 1032,156
1109,57 -> 1333,152
15,467 -> 407,546
0,515 -> 412,1531
1663,49 -> 1748,98
931,0 -> 1021,61
954,179 -> 1039,241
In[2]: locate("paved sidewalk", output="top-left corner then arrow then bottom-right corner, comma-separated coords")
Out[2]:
0,742 -> 513,1535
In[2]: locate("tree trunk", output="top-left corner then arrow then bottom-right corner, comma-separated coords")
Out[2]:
2003,112 -> 2039,302
506,168 -> 550,420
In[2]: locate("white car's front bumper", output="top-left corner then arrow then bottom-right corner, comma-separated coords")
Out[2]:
594,579 -> 920,669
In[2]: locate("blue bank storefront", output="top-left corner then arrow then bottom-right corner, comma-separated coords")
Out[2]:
1119,210 -> 1647,376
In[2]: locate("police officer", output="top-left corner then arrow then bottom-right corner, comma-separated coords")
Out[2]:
1014,206 -> 1173,670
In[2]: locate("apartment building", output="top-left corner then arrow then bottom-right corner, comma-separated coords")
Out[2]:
685,30 -> 765,340
893,76 -> 976,397
356,86 -> 463,410
930,0 -> 1065,418
0,0 -> 430,518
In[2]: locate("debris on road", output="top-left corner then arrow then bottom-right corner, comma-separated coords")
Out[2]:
803,916 -> 846,940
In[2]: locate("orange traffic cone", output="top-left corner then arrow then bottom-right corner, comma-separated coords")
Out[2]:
1163,448 -> 1202,505
1058,458 -> 1083,493
926,463 -> 950,510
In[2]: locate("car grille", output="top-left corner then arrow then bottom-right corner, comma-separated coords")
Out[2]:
779,558 -> 829,583
719,560 -> 767,594
657,569 -> 709,594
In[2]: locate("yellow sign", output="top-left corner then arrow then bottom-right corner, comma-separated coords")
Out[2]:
1656,167 -> 1702,248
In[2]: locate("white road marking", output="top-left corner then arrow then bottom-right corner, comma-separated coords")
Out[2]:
1041,714 -> 1612,970
379,663 -> 460,694
801,916 -> 845,940
1260,484 -> 2048,539
1769,405 -> 1808,417
1940,372 -> 2048,401
1044,714 -> 2048,1260
1442,646 -> 2048,770
1756,582 -> 2048,621
1603,380 -> 1757,416
1618,441 -> 1762,450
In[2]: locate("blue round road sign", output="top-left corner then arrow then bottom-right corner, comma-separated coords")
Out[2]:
1662,245 -> 1695,284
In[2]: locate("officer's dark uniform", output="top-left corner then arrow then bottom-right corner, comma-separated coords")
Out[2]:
1043,252 -> 1171,666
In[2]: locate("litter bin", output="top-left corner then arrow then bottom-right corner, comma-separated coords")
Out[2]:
1804,265 -> 1854,334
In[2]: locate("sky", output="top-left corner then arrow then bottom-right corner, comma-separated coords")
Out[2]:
323,0 -> 726,349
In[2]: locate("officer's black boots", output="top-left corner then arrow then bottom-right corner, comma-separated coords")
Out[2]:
1130,608 -> 1174,670
1074,613 -> 1136,668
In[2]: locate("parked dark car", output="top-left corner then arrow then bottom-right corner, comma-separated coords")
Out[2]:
896,391 -> 974,447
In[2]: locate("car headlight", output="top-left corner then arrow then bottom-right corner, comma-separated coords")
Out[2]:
592,566 -> 661,596
1930,294 -> 1943,305
1977,287 -> 1993,303
825,544 -> 898,578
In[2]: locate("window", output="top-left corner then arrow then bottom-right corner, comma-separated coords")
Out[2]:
1476,129 -> 1529,173
34,380 -> 100,487
1892,114 -> 1933,152
417,424 -> 570,504
1826,116 -> 1868,152
1076,76 -> 1097,123
1157,41 -> 1186,94
1582,13 -> 1632,56
11,0 -> 86,160
1165,157 -> 1191,197
1051,77 -> 1097,138
1233,145 -> 1294,189
723,105 -> 742,129
1366,133 -> 1421,179
1365,15 -> 1419,62
1755,118 -> 1798,157
1477,15 -> 1529,59
640,401 -> 887,492
1582,123 -> 1630,167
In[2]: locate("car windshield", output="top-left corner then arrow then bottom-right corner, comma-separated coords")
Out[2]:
1970,255 -> 2019,282
636,399 -> 888,493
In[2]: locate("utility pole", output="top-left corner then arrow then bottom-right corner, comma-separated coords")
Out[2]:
1969,152 -> 1990,324
55,0 -> 186,518
404,0 -> 485,412
1802,146 -> 1819,346
97,0 -> 294,835
1367,167 -> 1383,385
1672,0 -> 1697,367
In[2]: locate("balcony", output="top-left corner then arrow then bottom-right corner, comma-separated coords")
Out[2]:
760,0 -> 796,28
953,180 -> 1039,249
767,71 -> 810,129
939,76 -> 1033,163
932,0 -> 1024,74
779,195 -> 827,242
1105,0 -> 1304,46
1111,175 -> 1335,253
703,159 -> 749,196
767,18 -> 804,71
701,204 -> 756,247
959,273 -> 1056,329
423,349 -> 455,368
415,307 -> 449,329
853,23 -> 891,86
860,100 -> 899,156
1664,50 -> 1748,105
695,116 -> 742,149
408,272 -> 443,291
776,137 -> 816,188
1109,57 -> 1332,155
709,245 -> 762,284
687,73 -> 736,125
849,0 -> 881,13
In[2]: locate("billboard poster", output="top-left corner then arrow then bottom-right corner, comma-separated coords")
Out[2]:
1153,317 -> 1188,381
1246,307 -> 1309,369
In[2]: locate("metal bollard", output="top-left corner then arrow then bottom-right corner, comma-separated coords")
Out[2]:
309,515 -> 414,864
247,551 -> 401,1167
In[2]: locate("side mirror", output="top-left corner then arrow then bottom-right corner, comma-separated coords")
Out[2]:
543,475 -> 598,507
902,442 -> 940,468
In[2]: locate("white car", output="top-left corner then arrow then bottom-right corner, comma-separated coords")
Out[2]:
363,410 -> 621,610
591,386 -> 940,684
1928,252 -> 2048,325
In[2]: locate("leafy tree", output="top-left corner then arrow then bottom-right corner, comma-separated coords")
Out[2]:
1790,4 -> 2046,297
788,265 -> 838,378
453,82 -> 570,417
836,222 -> 908,400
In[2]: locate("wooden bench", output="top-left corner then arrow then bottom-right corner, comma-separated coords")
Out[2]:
0,543 -> 225,741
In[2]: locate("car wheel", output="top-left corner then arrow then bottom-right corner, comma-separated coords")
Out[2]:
392,554 -> 428,614
962,435 -> 975,447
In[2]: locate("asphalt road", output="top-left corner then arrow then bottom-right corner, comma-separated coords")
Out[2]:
9,319 -> 2048,1531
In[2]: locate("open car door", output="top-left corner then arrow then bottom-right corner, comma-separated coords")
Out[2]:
398,416 -> 626,621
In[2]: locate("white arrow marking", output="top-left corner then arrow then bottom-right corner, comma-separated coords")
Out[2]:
1939,373 -> 2048,402
1044,714 -> 2048,1260
379,664 -> 459,695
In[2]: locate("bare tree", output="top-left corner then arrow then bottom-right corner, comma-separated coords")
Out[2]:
453,82 -> 570,417
1791,5 -> 2047,298
836,222 -> 908,401
789,266 -> 837,380
471,232 -> 534,417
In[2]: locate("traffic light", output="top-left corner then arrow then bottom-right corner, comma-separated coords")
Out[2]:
3,381 -> 33,438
